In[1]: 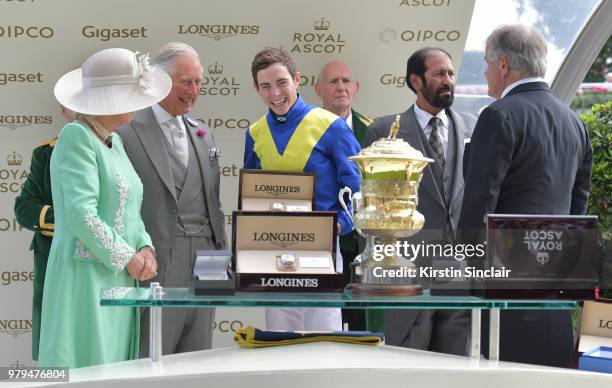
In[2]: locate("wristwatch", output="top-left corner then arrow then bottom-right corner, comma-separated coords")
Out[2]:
276,253 -> 298,271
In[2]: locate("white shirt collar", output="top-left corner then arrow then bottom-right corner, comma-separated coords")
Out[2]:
413,103 -> 449,131
413,103 -> 449,158
345,110 -> 353,131
151,104 -> 185,131
501,77 -> 544,99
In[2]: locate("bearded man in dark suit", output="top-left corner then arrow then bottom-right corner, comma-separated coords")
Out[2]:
366,47 -> 475,355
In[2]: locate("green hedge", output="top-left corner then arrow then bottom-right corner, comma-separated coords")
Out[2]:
581,102 -> 612,297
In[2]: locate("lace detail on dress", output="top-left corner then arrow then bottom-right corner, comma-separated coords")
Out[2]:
74,171 -> 134,271
114,171 -> 127,235
82,212 -> 134,272
75,240 -> 95,260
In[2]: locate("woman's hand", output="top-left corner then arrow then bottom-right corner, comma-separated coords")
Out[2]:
126,249 -> 158,281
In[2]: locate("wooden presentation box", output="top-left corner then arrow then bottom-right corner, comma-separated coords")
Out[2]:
238,169 -> 315,212
232,211 -> 342,292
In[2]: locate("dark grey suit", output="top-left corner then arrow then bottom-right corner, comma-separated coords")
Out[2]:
459,82 -> 593,367
118,107 -> 227,356
365,105 -> 475,355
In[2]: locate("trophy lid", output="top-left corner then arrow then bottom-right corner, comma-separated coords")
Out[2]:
349,115 -> 433,163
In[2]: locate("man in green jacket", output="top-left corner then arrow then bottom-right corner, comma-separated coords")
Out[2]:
315,60 -> 371,330
14,106 -> 73,360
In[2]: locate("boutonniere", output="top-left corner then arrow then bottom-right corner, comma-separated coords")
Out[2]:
184,117 -> 205,137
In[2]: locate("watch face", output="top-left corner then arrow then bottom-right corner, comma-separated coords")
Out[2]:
270,202 -> 285,211
276,253 -> 298,271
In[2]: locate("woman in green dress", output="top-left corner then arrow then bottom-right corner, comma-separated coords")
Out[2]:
38,48 -> 171,368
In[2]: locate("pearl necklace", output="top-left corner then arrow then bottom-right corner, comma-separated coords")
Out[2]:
79,115 -> 112,147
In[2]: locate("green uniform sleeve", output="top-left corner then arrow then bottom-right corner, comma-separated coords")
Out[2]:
14,145 -> 54,235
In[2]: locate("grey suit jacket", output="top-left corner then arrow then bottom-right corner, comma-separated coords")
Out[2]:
366,106 -> 474,235
117,108 -> 227,283
365,105 -> 475,354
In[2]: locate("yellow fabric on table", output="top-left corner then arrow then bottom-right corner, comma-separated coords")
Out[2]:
234,326 -> 384,348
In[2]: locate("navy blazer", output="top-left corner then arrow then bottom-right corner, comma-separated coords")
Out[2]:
458,81 -> 593,368
460,81 -> 592,230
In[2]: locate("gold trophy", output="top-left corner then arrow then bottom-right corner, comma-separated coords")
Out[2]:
339,115 -> 433,295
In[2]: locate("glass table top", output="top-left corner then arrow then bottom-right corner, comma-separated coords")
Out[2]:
100,287 -> 577,309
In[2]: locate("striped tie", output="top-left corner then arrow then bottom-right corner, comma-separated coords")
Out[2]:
428,116 -> 445,170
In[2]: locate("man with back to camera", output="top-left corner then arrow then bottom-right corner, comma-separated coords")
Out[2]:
118,42 -> 227,356
244,47 -> 361,331
365,47 -> 475,355
458,24 -> 592,367
315,59 -> 371,330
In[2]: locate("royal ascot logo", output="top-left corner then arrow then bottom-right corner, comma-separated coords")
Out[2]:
379,28 -> 460,43
177,24 -> 260,41
0,360 -> 28,381
291,18 -> 346,54
6,151 -> 21,167
380,73 -> 406,88
9,361 -> 27,369
1,151 -> 28,193
196,117 -> 251,130
252,232 -> 315,249
0,72 -> 44,86
399,0 -> 452,6
0,319 -> 32,337
0,115 -> 52,130
522,230 -> 564,265
0,217 -> 24,232
199,62 -> 241,96
0,26 -> 53,39
1,270 -> 33,286
208,62 -> 223,75
81,25 -> 148,42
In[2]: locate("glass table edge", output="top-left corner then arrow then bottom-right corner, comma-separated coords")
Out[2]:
100,287 -> 578,309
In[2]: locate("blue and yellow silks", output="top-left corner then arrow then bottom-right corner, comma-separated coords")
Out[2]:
244,96 -> 361,236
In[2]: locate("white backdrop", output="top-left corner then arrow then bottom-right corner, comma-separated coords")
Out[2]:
0,0 -> 475,367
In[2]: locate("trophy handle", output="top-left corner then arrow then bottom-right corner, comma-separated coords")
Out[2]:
338,186 -> 353,222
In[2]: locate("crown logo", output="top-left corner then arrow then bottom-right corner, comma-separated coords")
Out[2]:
7,151 -> 22,166
208,62 -> 223,75
9,360 -> 26,369
314,18 -> 330,31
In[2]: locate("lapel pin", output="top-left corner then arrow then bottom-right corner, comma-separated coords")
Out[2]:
185,117 -> 200,127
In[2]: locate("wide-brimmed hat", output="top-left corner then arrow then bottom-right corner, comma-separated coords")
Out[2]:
54,48 -> 171,116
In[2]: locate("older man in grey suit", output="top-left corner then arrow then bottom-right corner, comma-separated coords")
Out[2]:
365,47 -> 475,355
118,42 -> 227,356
